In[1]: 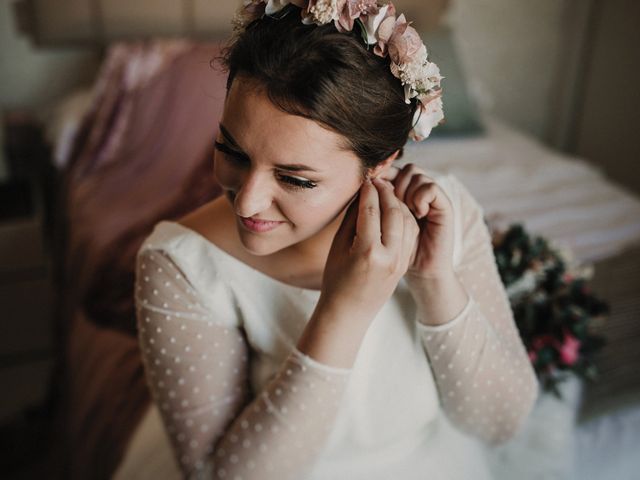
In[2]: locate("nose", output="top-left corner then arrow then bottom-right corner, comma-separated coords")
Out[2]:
231,169 -> 274,218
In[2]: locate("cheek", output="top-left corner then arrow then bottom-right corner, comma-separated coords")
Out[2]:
286,188 -> 356,226
213,156 -> 237,188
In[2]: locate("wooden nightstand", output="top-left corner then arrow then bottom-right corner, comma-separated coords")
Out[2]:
0,174 -> 55,422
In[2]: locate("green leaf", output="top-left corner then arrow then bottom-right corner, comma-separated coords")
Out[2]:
355,18 -> 369,45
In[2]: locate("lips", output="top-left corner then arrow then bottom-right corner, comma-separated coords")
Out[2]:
239,216 -> 284,233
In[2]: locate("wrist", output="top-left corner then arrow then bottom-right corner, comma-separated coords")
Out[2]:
314,295 -> 375,330
296,298 -> 372,370
405,269 -> 459,292
406,271 -> 470,327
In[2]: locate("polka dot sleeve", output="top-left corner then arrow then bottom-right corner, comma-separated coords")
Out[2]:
134,248 -> 352,480
414,179 -> 540,446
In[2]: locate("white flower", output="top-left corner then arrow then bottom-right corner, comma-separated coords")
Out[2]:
307,0 -> 340,25
505,270 -> 538,301
392,54 -> 442,103
363,4 -> 390,44
410,96 -> 444,141
265,0 -> 291,15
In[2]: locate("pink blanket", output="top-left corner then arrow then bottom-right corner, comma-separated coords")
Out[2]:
48,39 -> 227,479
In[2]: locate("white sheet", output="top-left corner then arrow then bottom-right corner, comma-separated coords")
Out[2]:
573,396 -> 640,480
401,117 -> 640,479
401,116 -> 640,265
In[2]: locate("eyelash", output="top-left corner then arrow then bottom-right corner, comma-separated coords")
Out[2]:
213,141 -> 318,191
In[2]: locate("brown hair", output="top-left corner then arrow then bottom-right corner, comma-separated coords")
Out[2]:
211,4 -> 419,179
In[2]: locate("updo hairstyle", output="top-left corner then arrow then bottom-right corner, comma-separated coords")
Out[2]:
211,4 -> 419,179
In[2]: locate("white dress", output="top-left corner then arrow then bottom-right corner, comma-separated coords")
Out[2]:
114,173 -> 539,480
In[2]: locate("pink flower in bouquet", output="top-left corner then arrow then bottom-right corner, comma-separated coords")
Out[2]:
559,330 -> 581,366
528,350 -> 537,363
531,334 -> 556,351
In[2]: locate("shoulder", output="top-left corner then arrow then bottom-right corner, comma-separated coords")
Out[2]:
135,206 -> 241,327
135,244 -> 241,329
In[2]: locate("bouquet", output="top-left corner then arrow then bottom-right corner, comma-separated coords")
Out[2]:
489,222 -> 609,399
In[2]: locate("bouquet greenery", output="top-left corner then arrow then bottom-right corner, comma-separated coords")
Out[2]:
489,222 -> 609,399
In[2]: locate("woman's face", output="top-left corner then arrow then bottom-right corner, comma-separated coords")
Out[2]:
213,76 -> 366,257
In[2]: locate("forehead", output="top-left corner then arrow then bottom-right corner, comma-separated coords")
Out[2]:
221,76 -> 361,175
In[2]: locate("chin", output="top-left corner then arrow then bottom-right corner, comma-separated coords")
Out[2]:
235,222 -> 289,256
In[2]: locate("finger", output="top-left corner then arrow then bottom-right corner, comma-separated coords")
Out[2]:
392,164 -> 419,203
410,183 -> 436,218
373,178 -> 404,249
355,179 -> 381,247
405,174 -> 430,215
393,199 -> 419,270
413,182 -> 451,219
378,165 -> 400,183
402,213 -> 420,268
332,191 -> 360,250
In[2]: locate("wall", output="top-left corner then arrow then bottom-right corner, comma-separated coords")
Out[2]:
0,0 -> 100,180
0,1 -> 99,110
445,0 -> 569,143
0,0 -> 595,155
574,0 -> 640,194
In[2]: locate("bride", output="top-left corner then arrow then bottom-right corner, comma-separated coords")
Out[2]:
125,2 -> 538,479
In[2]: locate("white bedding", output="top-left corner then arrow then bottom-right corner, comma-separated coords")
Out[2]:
402,116 -> 640,265
402,117 -> 640,479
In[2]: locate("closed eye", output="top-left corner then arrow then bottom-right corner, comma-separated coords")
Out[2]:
213,140 -> 318,191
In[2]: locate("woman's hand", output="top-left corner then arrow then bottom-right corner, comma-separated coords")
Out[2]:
319,177 -> 420,324
379,163 -> 456,284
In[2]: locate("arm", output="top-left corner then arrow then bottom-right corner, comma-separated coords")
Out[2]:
410,179 -> 539,446
135,248 -> 354,480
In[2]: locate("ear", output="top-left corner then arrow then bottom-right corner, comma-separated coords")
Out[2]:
367,149 -> 400,180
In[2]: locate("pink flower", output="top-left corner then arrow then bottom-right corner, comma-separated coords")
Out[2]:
336,0 -> 380,32
528,349 -> 538,363
362,3 -> 397,55
409,96 -> 444,141
531,334 -> 556,351
386,14 -> 424,65
559,331 -> 581,366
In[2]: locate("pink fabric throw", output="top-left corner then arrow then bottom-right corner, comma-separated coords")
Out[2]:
50,39 -> 227,480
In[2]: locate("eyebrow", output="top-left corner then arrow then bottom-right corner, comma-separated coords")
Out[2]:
218,123 -> 321,173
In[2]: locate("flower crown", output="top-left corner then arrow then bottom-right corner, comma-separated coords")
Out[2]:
231,0 -> 444,141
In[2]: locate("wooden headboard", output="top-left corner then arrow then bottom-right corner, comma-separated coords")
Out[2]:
15,0 -> 240,46
13,0 -> 450,46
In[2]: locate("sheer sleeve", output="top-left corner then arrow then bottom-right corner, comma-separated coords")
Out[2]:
414,178 -> 539,446
135,247 -> 353,480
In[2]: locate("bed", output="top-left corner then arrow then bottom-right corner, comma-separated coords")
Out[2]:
402,117 -> 640,480
19,3 -> 639,480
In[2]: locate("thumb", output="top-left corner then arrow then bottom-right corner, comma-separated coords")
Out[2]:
332,191 -> 360,252
409,229 -> 419,266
